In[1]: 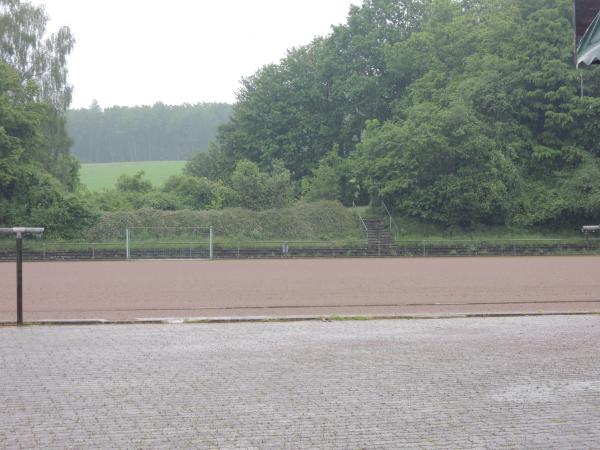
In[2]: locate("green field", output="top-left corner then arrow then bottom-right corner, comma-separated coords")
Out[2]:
80,161 -> 186,191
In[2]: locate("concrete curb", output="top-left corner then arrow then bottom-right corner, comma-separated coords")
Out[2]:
1,311 -> 599,327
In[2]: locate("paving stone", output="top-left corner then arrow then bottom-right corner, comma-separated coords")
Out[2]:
0,316 -> 599,448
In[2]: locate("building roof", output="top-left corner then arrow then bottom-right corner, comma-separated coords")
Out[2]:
575,0 -> 600,44
577,6 -> 600,65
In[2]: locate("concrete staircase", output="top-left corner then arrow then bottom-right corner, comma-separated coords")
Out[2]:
362,219 -> 395,249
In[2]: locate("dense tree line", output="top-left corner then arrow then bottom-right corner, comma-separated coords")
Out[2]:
67,102 -> 232,163
357,0 -> 600,228
186,0 -> 600,229
0,0 -> 95,237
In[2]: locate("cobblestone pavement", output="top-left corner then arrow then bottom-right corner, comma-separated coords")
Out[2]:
1,316 -> 599,449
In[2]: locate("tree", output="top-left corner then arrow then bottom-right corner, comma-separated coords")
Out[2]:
215,0 -> 431,180
0,0 -> 78,188
184,142 -> 233,181
303,147 -> 360,204
116,171 -> 153,193
356,0 -> 600,228
230,160 -> 294,210
0,61 -> 41,201
0,61 -> 95,236
163,174 -> 238,210
357,101 -> 518,227
0,0 -> 74,110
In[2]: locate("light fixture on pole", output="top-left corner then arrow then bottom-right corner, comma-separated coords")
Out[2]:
0,227 -> 45,325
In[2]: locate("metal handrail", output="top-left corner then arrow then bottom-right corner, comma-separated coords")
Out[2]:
381,200 -> 400,239
353,201 -> 369,239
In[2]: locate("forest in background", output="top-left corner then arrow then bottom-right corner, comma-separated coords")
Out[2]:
2,0 -> 600,238
67,102 -> 232,163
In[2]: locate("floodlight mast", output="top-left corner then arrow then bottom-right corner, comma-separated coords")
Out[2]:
0,227 -> 45,236
0,227 -> 45,325
582,225 -> 600,233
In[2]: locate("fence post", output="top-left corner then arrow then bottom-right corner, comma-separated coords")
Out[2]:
209,227 -> 213,260
125,228 -> 130,260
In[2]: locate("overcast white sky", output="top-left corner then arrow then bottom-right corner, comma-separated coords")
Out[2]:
32,0 -> 359,109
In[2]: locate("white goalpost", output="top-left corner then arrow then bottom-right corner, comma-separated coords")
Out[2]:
125,226 -> 213,260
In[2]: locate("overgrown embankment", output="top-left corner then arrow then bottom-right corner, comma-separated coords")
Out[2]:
84,201 -> 362,242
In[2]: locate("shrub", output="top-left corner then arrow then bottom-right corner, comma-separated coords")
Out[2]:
2,167 -> 97,238
116,171 -> 153,193
230,160 -> 294,210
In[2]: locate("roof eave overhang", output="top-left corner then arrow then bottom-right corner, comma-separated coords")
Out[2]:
577,42 -> 600,65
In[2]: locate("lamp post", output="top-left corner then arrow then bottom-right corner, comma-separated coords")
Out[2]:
0,227 -> 45,325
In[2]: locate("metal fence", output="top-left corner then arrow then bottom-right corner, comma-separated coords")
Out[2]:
125,227 -> 213,260
0,241 -> 126,261
1,237 -> 600,261
392,239 -> 600,257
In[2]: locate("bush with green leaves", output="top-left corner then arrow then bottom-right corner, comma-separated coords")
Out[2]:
303,147 -> 361,205
184,142 -> 234,181
1,165 -> 97,238
230,160 -> 294,210
116,171 -> 153,193
162,174 -> 238,209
